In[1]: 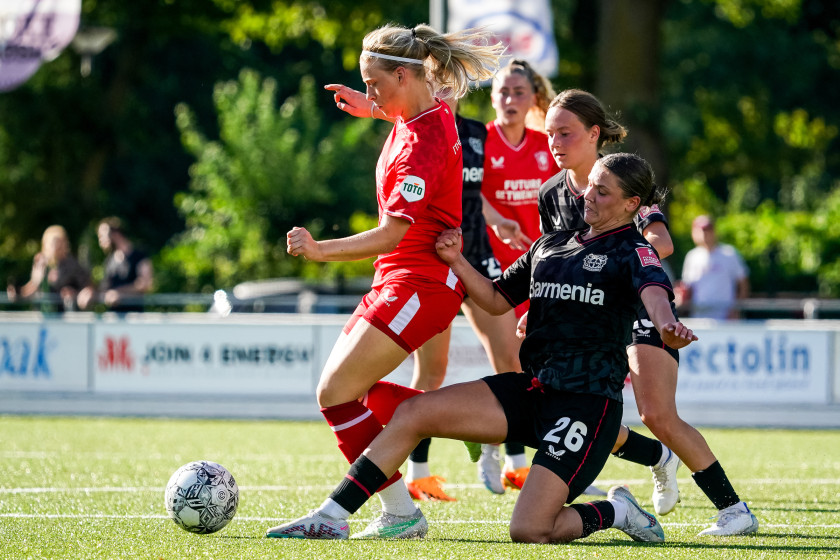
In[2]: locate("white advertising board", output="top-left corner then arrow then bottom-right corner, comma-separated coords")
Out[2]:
92,322 -> 317,395
671,325 -> 830,404
0,320 -> 89,391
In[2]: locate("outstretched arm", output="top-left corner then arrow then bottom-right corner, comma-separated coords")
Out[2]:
436,228 -> 513,315
288,215 -> 410,262
640,286 -> 698,349
323,84 -> 396,123
481,195 -> 532,252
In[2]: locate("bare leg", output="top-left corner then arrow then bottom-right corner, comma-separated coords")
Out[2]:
364,380 -> 509,476
628,344 -> 716,472
509,465 -> 580,543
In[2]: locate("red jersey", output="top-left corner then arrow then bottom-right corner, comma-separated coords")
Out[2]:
373,100 -> 465,295
482,122 -> 558,269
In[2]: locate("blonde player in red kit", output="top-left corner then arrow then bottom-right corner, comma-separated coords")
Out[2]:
279,23 -> 503,540
476,59 -> 559,494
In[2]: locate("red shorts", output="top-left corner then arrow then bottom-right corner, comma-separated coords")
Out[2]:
344,279 -> 463,353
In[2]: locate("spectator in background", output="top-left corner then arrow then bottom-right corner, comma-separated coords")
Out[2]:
7,225 -> 91,311
77,217 -> 153,312
679,215 -> 749,319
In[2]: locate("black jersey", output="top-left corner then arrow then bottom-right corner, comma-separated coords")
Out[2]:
538,169 -> 668,235
493,224 -> 673,401
457,115 -> 497,273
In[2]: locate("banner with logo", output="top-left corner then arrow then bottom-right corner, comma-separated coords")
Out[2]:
623,324 -> 832,405
447,0 -> 559,77
0,320 -> 89,391
92,322 -> 318,394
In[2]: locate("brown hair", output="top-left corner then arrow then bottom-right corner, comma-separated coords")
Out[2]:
362,24 -> 504,99
549,89 -> 627,149
599,153 -> 667,212
493,59 -> 556,132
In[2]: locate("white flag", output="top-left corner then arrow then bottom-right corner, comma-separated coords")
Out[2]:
446,0 -> 559,78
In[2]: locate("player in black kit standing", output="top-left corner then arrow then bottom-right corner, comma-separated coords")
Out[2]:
266,153 -> 697,544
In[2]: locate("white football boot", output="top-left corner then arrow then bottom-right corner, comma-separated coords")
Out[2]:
351,508 -> 428,539
477,444 -> 505,494
650,447 -> 681,515
698,502 -> 759,536
608,485 -> 665,543
266,510 -> 349,539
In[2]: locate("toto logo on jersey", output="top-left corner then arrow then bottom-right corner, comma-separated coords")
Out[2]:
400,175 -> 426,202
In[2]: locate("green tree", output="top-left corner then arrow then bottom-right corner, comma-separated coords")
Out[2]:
160,70 -> 384,292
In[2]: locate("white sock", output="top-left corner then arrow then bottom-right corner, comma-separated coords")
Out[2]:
318,498 -> 351,520
377,479 -> 417,516
655,444 -> 669,468
504,453 -> 528,470
610,499 -> 628,528
407,460 -> 431,481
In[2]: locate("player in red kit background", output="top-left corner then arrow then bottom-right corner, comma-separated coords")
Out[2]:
274,23 -> 503,540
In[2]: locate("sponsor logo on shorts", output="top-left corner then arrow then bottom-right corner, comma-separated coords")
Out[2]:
582,253 -> 608,272
547,445 -> 566,460
400,175 -> 426,202
635,247 -> 662,267
381,290 -> 399,304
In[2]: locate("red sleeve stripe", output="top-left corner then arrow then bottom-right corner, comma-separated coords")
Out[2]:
637,282 -> 674,296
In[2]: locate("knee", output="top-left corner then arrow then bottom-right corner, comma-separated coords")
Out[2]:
315,376 -> 355,408
510,524 -> 552,544
639,407 -> 678,439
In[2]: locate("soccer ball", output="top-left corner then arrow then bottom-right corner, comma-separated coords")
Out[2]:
164,460 -> 239,534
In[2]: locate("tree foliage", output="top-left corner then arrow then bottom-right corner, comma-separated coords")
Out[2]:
1,0 -> 839,299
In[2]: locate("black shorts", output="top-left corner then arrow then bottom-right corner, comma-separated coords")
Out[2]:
466,252 -> 502,280
483,372 -> 622,502
628,309 -> 680,364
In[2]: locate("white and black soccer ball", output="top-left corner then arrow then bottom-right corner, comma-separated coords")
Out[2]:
164,460 -> 239,534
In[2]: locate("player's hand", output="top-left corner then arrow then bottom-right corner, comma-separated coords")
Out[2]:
287,226 -> 322,260
491,219 -> 532,252
324,84 -> 373,119
435,227 -> 463,264
661,322 -> 698,350
516,311 -> 528,339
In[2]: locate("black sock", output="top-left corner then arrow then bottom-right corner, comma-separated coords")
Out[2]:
568,501 -> 616,538
328,455 -> 388,514
409,438 -> 431,463
612,428 -> 662,467
692,460 -> 740,510
505,442 -> 525,456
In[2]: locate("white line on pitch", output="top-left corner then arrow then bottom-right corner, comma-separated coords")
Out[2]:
0,512 -> 838,530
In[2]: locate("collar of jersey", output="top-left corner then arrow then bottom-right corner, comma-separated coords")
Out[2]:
576,224 -> 634,245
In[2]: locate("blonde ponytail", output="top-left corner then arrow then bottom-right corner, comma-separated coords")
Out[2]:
362,23 -> 504,99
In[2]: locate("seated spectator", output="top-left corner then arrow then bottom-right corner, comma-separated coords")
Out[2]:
679,215 -> 749,319
77,217 -> 153,312
7,225 -> 91,311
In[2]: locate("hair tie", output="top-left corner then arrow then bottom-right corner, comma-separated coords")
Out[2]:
411,28 -> 417,40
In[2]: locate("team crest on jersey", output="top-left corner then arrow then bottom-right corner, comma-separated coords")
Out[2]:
582,253 -> 608,272
468,137 -> 484,155
400,175 -> 426,202
490,156 -> 505,169
636,247 -> 662,267
535,151 -> 551,172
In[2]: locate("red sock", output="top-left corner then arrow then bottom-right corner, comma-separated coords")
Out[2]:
321,400 -> 403,490
362,381 -> 423,425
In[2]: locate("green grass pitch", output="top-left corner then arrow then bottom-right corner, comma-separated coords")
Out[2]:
1,416 -> 838,559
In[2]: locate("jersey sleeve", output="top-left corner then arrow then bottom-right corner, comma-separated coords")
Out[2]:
634,204 -> 668,234
383,132 -> 449,223
493,249 -> 532,307
629,242 -> 674,299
